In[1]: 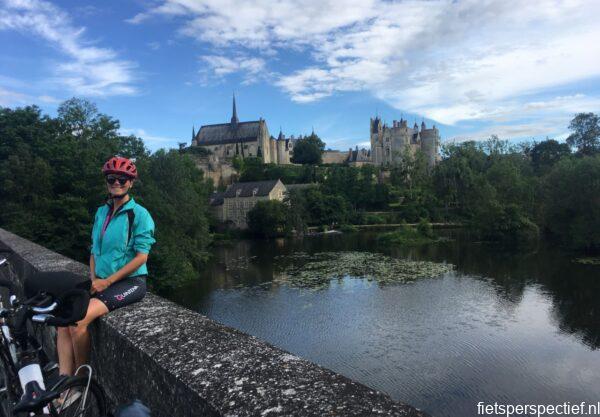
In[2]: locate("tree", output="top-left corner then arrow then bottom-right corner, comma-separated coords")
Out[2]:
303,187 -> 349,227
247,200 -> 289,237
566,113 -> 600,156
540,155 -> 600,251
291,132 -> 325,165
136,149 -> 213,292
283,189 -> 309,236
530,139 -> 571,173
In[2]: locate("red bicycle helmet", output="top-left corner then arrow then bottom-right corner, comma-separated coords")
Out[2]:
102,156 -> 138,178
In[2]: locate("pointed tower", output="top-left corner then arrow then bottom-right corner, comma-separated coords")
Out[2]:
276,127 -> 287,164
231,93 -> 239,127
191,125 -> 198,146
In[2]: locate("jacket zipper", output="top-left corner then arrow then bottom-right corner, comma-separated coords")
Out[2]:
98,203 -> 129,256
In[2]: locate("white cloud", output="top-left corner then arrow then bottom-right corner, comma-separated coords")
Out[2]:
120,128 -> 179,150
0,0 -> 137,97
147,41 -> 161,50
0,85 -> 60,107
0,86 -> 28,106
200,54 -> 267,84
131,0 -> 600,140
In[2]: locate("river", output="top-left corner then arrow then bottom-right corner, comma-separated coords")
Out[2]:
169,230 -> 600,417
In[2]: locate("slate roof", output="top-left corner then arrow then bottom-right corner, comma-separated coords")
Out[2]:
209,192 -> 225,206
196,121 -> 262,145
223,180 -> 283,198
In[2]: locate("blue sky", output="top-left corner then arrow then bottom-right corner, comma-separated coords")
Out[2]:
1,0 -> 600,152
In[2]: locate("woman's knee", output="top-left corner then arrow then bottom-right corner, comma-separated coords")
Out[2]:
69,300 -> 107,335
69,321 -> 88,337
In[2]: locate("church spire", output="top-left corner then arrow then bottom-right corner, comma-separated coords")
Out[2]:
192,125 -> 196,139
231,93 -> 239,127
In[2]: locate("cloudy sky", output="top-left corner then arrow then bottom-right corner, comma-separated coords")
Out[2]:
1,0 -> 599,151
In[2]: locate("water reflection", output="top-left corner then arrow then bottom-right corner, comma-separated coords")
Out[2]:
169,231 -> 600,417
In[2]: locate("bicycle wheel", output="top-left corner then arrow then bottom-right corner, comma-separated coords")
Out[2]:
49,375 -> 107,417
0,361 -> 21,417
0,365 -> 12,417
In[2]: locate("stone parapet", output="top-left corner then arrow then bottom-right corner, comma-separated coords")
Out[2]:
0,228 -> 428,417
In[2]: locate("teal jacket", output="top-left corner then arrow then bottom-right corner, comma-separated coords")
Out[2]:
90,197 -> 156,279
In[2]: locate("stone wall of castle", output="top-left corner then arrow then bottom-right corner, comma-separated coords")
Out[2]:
369,117 -> 440,167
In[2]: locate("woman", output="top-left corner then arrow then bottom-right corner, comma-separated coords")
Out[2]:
57,156 -> 156,376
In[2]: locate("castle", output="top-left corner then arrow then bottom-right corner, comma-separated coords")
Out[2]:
322,116 -> 441,167
191,96 -> 293,164
369,116 -> 440,167
189,99 -> 441,187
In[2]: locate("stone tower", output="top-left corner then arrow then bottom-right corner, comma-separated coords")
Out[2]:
369,115 -> 439,167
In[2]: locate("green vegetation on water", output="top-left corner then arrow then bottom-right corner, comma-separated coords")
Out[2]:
573,257 -> 600,266
273,251 -> 454,290
378,220 -> 448,245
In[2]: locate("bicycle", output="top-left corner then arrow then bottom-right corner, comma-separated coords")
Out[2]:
0,257 -> 107,417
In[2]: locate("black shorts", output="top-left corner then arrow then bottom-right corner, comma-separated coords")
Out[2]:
92,275 -> 147,312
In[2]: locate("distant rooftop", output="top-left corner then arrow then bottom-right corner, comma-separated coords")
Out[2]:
222,179 -> 283,198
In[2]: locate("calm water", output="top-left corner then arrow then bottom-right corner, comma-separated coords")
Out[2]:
169,231 -> 600,417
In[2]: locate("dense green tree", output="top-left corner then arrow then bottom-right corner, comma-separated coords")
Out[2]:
540,155 -> 600,251
290,133 -> 325,165
566,113 -> 600,156
283,189 -> 309,236
303,187 -> 349,227
530,139 -> 571,173
135,149 -> 213,291
247,200 -> 289,237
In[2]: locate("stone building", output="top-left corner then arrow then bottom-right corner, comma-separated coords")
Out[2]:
209,179 -> 287,228
370,117 -> 440,167
347,146 -> 372,167
192,96 -> 293,165
322,150 -> 349,164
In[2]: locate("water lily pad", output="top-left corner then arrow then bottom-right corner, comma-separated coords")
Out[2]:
573,257 -> 600,265
273,251 -> 454,289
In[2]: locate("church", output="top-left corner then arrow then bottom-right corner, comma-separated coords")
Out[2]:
191,96 -> 293,164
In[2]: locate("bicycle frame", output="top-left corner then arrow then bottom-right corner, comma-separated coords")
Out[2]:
0,257 -> 105,417
0,259 -> 60,415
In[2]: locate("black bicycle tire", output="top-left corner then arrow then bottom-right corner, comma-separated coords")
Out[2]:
0,352 -> 21,417
0,365 -> 12,417
49,375 -> 107,417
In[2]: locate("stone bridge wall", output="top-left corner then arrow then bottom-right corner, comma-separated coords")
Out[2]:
0,228 -> 427,417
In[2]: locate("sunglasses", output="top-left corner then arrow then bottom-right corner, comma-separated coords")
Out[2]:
106,175 -> 131,185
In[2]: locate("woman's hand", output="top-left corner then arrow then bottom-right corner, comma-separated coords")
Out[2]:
91,278 -> 111,294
